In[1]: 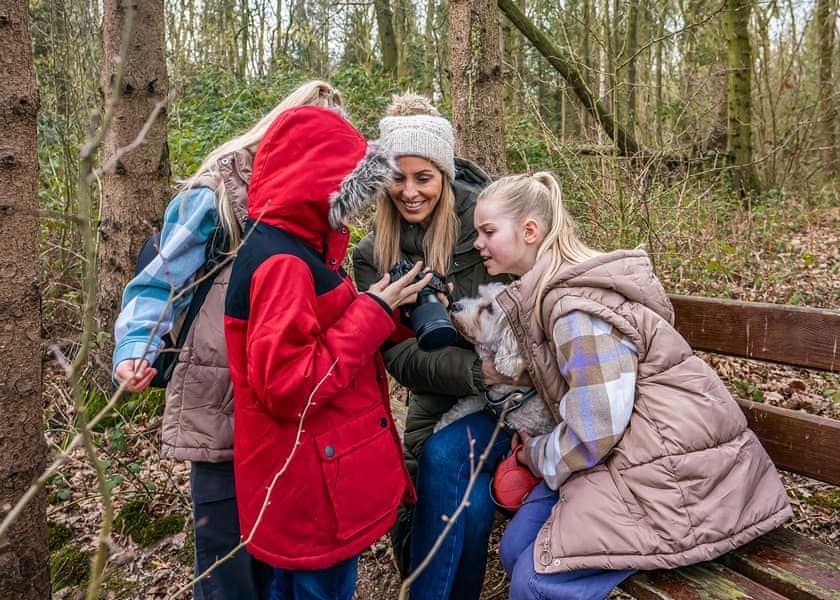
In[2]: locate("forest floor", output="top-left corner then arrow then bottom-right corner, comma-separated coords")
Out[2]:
45,202 -> 838,599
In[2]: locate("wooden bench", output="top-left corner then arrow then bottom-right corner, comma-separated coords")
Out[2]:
620,295 -> 840,600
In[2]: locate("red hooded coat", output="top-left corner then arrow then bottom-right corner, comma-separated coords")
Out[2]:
224,106 -> 414,569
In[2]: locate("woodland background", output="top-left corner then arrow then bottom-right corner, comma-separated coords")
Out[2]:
0,0 -> 838,597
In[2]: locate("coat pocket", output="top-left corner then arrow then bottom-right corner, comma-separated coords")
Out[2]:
315,407 -> 405,541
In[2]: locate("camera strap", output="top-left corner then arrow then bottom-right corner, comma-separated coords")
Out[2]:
484,387 -> 538,429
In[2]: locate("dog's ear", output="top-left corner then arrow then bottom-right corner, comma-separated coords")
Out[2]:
494,320 -> 525,377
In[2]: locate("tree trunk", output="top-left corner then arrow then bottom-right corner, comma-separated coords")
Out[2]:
238,0 -> 250,77
654,1 -> 663,145
374,0 -> 398,74
449,0 -> 507,175
501,0 -> 525,118
422,0 -> 436,93
725,0 -> 756,196
97,0 -> 170,350
817,0 -> 837,177
626,0 -> 639,127
498,0 -> 641,156
0,2 -> 50,597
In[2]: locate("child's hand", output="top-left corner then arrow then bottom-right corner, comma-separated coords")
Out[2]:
114,358 -> 156,392
513,431 -> 537,472
367,261 -> 434,310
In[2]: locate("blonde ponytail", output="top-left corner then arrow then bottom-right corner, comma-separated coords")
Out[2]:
180,80 -> 344,250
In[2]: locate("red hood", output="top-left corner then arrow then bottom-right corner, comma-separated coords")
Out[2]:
248,106 -> 367,255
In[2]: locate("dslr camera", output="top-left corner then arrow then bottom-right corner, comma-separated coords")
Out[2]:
388,259 -> 456,351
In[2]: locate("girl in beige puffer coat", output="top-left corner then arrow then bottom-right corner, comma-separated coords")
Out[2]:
472,172 -> 790,600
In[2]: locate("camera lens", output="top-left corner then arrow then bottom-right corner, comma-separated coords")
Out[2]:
411,296 -> 457,351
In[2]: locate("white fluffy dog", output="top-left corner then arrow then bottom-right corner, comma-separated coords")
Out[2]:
434,282 -> 556,436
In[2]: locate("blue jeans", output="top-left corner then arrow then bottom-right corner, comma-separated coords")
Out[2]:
270,555 -> 358,600
501,482 -> 636,600
409,411 -> 512,600
191,461 -> 273,600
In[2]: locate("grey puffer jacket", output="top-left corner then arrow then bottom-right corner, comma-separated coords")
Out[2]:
497,250 -> 791,572
161,150 -> 251,462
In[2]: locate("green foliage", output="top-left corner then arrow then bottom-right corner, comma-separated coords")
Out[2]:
798,489 -> 840,512
734,379 -> 765,403
168,65 -> 416,178
115,500 -> 187,547
51,545 -> 92,590
48,473 -> 72,505
78,385 -> 164,436
48,520 -> 73,552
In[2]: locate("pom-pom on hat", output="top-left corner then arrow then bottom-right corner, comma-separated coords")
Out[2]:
378,93 -> 455,180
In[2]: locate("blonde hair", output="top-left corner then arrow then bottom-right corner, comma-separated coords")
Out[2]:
373,92 -> 459,275
479,171 -> 602,326
180,80 -> 343,249
373,174 -> 458,275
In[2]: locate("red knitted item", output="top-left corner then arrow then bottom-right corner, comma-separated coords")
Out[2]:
490,444 -> 541,512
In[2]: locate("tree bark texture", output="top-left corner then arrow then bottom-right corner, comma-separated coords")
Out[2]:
626,0 -> 639,126
97,0 -> 170,340
0,2 -> 50,597
373,0 -> 397,75
449,0 -> 507,175
725,0 -> 755,195
498,0 -> 641,156
817,0 -> 837,177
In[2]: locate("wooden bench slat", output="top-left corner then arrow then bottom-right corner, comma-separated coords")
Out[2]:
670,295 -> 840,372
737,398 -> 840,486
721,528 -> 840,600
620,561 -> 789,599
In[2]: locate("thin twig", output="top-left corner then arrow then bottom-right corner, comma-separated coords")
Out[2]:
398,410 -> 509,600
167,358 -> 339,600
91,89 -> 177,181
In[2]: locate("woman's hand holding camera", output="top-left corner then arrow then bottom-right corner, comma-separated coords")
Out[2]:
368,260 -> 434,310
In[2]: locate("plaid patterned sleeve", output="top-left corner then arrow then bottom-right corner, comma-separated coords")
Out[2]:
112,187 -> 219,375
527,310 -> 638,489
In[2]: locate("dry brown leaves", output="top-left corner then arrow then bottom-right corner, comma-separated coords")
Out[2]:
46,203 -> 838,598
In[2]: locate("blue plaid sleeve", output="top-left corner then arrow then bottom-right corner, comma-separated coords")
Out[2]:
112,187 -> 219,375
527,310 -> 638,489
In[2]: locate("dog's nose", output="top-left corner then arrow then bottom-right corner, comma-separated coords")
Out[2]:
451,301 -> 463,313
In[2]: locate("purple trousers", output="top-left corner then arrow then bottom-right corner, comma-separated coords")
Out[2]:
500,482 -> 636,600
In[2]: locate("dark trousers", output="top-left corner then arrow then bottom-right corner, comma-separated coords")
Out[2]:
409,411 -> 511,600
270,556 -> 359,600
191,461 -> 274,600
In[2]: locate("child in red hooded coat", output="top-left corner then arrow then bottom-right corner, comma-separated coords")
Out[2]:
224,105 -> 428,598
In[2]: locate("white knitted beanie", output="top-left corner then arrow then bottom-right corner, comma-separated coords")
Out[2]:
378,93 -> 455,180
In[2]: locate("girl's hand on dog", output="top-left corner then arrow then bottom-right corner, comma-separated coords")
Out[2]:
512,432 -> 537,473
368,260 -> 433,310
481,359 -> 533,387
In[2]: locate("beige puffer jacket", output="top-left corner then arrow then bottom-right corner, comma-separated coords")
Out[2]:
496,249 -> 791,573
160,150 -> 251,462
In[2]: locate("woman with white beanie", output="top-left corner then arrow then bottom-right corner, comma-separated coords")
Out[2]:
352,93 -> 513,599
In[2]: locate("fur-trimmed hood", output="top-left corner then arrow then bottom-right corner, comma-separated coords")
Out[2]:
247,105 -> 393,255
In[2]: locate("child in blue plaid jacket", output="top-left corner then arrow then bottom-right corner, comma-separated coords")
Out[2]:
112,81 -> 344,600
